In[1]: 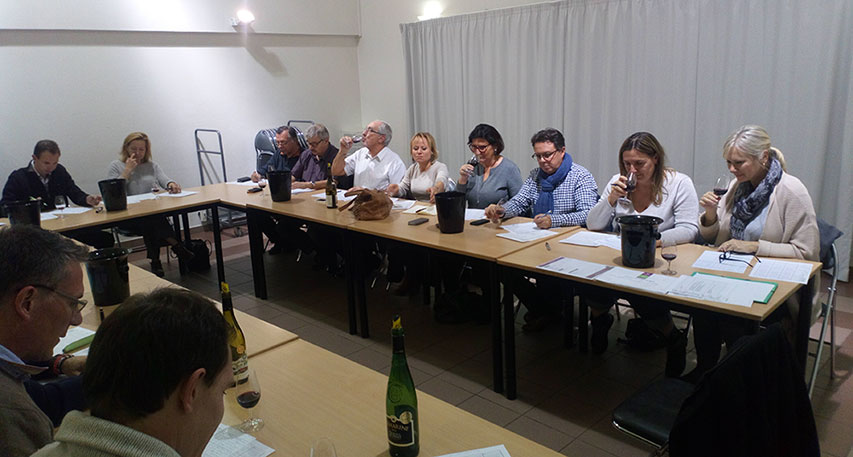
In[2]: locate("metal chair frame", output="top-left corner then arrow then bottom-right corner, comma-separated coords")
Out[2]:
808,242 -> 839,397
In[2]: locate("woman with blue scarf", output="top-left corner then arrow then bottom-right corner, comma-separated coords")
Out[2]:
485,128 -> 598,331
688,125 -> 819,382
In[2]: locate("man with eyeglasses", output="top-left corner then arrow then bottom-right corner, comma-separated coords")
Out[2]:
250,125 -> 304,182
332,120 -> 406,191
291,123 -> 352,190
485,128 -> 599,332
0,225 -> 90,456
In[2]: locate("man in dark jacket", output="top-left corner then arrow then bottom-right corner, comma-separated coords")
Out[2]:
1,140 -> 112,248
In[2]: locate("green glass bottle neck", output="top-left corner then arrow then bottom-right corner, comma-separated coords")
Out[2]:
391,332 -> 406,354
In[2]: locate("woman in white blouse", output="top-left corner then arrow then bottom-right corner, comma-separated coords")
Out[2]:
586,132 -> 699,377
386,132 -> 448,202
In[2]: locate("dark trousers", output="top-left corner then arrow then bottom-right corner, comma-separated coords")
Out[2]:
512,273 -> 569,317
119,216 -> 175,260
65,228 -> 114,249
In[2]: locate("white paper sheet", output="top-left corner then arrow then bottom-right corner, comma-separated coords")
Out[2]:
290,188 -> 314,194
229,180 -> 258,187
667,274 -> 774,307
45,207 -> 92,217
40,212 -> 58,221
390,198 -> 417,210
559,231 -> 622,250
594,267 -> 681,294
160,191 -> 198,198
313,190 -> 356,202
438,444 -> 511,457
465,208 -> 486,221
126,193 -> 158,204
496,222 -> 557,242
691,250 -> 752,274
53,326 -> 95,355
202,424 -> 275,457
749,258 -> 812,284
537,256 -> 613,279
404,204 -> 431,214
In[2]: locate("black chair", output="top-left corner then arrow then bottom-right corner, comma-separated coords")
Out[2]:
613,324 -> 820,457
254,128 -> 278,173
808,218 -> 844,397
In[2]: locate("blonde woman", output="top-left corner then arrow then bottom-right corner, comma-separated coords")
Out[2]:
106,132 -> 193,276
688,125 -> 819,381
386,132 -> 448,202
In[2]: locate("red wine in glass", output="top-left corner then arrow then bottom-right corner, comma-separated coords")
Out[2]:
237,391 -> 261,409
713,187 -> 727,196
661,245 -> 677,275
624,172 -> 637,192
713,176 -> 730,197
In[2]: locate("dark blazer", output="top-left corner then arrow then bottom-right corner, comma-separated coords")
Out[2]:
1,164 -> 91,211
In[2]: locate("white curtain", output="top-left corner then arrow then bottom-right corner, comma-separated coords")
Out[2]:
401,0 -> 853,280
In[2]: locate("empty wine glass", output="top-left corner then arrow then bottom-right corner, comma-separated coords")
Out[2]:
617,171 -> 636,208
309,438 -> 338,457
233,368 -> 263,432
661,244 -> 677,275
713,175 -> 730,198
54,195 -> 67,218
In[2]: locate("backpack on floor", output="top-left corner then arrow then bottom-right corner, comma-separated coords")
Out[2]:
618,317 -> 668,351
185,239 -> 211,272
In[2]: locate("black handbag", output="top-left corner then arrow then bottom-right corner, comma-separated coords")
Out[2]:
185,239 -> 211,272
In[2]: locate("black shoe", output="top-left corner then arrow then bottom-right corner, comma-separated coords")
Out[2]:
150,259 -> 165,277
590,313 -> 614,354
665,329 -> 688,377
267,243 -> 283,255
172,244 -> 195,263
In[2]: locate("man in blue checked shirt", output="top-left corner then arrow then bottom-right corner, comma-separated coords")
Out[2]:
485,128 -> 598,331
485,128 -> 598,228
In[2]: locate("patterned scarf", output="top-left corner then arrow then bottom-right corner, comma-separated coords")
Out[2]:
730,157 -> 783,240
533,153 -> 572,216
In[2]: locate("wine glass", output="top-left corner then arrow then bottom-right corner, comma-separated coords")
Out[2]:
234,368 -> 264,432
713,175 -> 730,198
54,195 -> 67,218
258,179 -> 268,196
309,438 -> 338,457
465,154 -> 479,176
661,244 -> 677,275
617,171 -> 636,208
151,182 -> 161,199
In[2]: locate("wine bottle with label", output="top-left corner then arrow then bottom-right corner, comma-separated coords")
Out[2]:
325,163 -> 337,209
221,282 -> 249,384
386,315 -> 419,457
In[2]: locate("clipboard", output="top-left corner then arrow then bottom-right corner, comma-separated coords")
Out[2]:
692,272 -> 777,304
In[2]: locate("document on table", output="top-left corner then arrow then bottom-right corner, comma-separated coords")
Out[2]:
667,273 -> 775,307
404,204 -> 431,214
559,231 -> 622,250
229,180 -> 258,187
438,444 -> 511,457
749,258 -> 812,284
537,256 -> 613,279
496,222 -> 556,242
202,424 -> 274,457
40,212 -> 58,221
126,193 -> 158,204
390,198 -> 417,210
160,190 -> 198,198
290,188 -> 314,194
594,267 -> 681,294
691,250 -> 753,274
46,207 -> 92,217
53,326 -> 95,356
312,190 -> 356,202
465,208 -> 486,220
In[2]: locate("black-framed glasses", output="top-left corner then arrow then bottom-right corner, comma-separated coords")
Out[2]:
32,284 -> 87,312
307,139 -> 325,148
531,150 -> 559,161
718,251 -> 761,267
364,127 -> 381,136
468,143 -> 491,153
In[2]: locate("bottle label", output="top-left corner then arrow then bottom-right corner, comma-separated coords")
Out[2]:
232,349 -> 249,383
387,410 -> 415,447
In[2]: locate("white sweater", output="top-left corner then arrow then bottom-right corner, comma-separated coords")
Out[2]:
587,170 -> 699,246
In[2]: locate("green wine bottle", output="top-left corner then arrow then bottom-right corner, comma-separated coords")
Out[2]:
386,315 -> 419,457
221,282 -> 249,384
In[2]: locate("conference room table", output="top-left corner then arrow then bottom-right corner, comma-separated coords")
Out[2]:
221,339 -> 565,457
497,229 -> 822,399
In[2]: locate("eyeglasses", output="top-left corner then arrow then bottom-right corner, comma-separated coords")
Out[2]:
307,139 -> 326,148
364,127 -> 381,136
32,284 -> 87,312
468,143 -> 491,153
531,150 -> 559,161
718,251 -> 761,267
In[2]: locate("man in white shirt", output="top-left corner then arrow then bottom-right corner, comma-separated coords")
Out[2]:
332,120 -> 405,190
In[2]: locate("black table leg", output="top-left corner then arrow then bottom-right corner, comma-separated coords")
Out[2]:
343,229 -> 358,335
246,208 -> 267,299
211,206 -> 225,286
563,284 -> 575,349
172,214 -> 188,275
795,278 -> 815,375
497,264 -> 512,398
182,212 -> 191,242
578,289 -> 589,353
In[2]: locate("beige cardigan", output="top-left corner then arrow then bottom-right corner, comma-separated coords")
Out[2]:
699,172 -> 819,261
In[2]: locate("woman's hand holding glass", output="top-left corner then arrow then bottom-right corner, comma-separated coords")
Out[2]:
699,191 -> 721,225
608,175 -> 630,206
167,182 -> 181,194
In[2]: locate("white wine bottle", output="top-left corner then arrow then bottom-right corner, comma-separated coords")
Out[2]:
221,282 -> 249,384
325,163 -> 337,209
386,315 -> 419,457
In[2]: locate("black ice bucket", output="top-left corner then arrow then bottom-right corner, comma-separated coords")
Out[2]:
616,215 -> 663,268
85,248 -> 132,317
3,199 -> 42,227
98,179 -> 127,211
435,191 -> 466,234
268,170 -> 292,202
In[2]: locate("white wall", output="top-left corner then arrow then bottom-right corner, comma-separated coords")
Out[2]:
0,0 -> 362,200
358,0 -> 546,156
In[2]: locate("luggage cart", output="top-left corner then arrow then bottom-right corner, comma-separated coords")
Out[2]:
195,128 -> 247,236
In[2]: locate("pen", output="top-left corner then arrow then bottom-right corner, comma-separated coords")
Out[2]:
63,334 -> 95,353
545,242 -> 551,251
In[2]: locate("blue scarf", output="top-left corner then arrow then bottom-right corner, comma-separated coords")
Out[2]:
533,153 -> 572,216
730,156 -> 783,240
